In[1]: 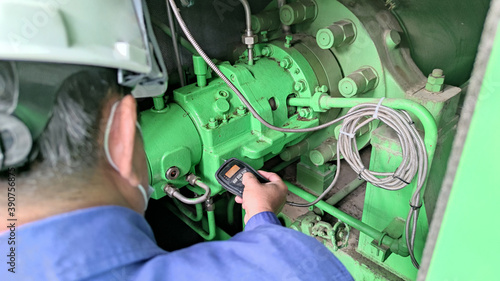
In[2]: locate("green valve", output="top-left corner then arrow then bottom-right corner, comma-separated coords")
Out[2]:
279,0 -> 317,26
316,20 -> 356,49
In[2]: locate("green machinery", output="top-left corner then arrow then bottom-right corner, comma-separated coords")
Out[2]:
140,0 -> 493,279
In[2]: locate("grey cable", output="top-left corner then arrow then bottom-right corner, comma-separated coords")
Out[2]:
166,0 -> 186,86
168,0 -> 426,266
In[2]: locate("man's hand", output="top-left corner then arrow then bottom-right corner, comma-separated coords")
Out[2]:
235,171 -> 288,224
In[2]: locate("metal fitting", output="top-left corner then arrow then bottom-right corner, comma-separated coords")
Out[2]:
237,105 -> 247,115
425,69 -> 445,93
284,35 -> 293,48
242,34 -> 258,45
186,173 -> 200,186
205,198 -> 215,211
315,85 -> 329,93
316,20 -> 356,49
166,166 -> 180,180
163,184 -> 177,198
208,117 -> 218,129
338,67 -> 378,97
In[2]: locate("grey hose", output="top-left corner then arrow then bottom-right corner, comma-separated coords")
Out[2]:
169,179 -> 211,205
239,0 -> 254,64
166,0 -> 186,86
239,0 -> 252,35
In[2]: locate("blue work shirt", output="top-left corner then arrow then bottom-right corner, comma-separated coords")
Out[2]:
0,206 -> 353,281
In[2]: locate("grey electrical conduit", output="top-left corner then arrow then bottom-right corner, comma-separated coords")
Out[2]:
168,0 -> 426,267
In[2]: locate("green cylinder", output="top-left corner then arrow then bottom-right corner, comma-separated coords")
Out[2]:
338,67 -> 378,97
309,137 -> 337,166
251,9 -> 281,33
140,103 -> 202,187
193,55 -> 208,87
316,20 -> 356,49
279,0 -> 317,25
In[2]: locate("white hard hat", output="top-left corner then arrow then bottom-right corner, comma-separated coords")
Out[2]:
0,0 -> 167,97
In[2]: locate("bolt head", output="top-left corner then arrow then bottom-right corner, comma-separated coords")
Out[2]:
261,46 -> 272,56
280,58 -> 293,69
360,68 -> 378,89
294,80 -> 306,92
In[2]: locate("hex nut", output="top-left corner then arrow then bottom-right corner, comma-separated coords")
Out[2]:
242,34 -> 258,45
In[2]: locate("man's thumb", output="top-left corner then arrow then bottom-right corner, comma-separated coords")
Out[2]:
242,172 -> 258,185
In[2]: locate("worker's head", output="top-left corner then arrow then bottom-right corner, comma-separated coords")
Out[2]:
0,62 -> 151,214
0,0 -> 166,215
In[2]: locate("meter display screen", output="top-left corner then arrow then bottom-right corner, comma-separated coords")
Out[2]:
225,165 -> 240,178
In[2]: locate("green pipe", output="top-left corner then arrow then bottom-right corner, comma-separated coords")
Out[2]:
173,198 -> 203,222
166,202 -> 216,240
227,195 -> 237,225
325,178 -> 365,206
193,55 -> 208,87
152,18 -> 199,56
152,95 -> 165,111
288,97 -> 438,166
270,157 -> 299,173
285,181 -> 409,256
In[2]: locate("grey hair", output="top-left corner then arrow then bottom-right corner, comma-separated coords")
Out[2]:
37,69 -> 121,174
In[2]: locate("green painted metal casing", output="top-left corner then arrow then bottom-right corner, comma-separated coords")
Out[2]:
425,11 -> 500,280
140,0 -> 493,279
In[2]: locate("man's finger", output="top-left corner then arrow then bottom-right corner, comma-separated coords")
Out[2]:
257,170 -> 282,182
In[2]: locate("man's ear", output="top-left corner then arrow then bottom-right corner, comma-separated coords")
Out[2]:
107,95 -> 139,186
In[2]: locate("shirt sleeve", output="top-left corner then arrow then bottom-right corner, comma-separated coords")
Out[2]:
133,221 -> 354,281
244,211 -> 281,231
